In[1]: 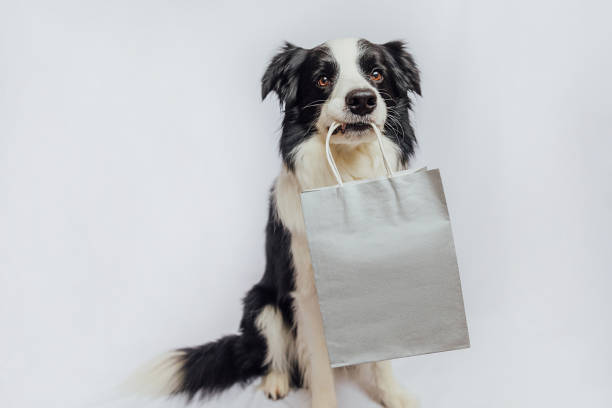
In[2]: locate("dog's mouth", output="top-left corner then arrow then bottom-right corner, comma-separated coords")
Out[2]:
331,122 -> 372,135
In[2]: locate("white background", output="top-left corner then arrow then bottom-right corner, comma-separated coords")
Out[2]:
1,1 -> 611,407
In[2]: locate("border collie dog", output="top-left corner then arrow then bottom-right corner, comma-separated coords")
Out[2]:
146,38 -> 421,408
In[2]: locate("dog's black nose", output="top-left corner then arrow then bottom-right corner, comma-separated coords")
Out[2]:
345,89 -> 377,116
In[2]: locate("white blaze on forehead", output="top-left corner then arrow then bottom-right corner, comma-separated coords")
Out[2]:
325,38 -> 372,101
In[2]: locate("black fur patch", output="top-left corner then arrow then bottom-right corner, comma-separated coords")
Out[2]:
262,43 -> 337,170
176,333 -> 266,400
359,39 -> 421,166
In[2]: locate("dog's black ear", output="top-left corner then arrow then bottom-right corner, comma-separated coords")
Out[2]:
382,41 -> 421,96
262,42 -> 307,105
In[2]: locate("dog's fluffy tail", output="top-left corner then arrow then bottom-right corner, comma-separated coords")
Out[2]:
125,334 -> 267,399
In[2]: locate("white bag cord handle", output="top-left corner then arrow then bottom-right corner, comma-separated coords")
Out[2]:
325,122 -> 394,186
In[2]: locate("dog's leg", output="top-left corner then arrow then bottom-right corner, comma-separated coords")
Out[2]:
255,305 -> 292,400
273,170 -> 337,406
291,235 -> 337,408
350,361 -> 418,408
294,292 -> 337,407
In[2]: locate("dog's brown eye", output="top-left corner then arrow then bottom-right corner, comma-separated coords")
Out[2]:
370,70 -> 383,82
317,76 -> 331,87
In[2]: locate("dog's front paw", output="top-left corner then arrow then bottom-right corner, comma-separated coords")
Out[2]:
259,371 -> 290,400
381,389 -> 419,408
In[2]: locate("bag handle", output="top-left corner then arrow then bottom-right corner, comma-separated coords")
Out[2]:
325,122 -> 394,186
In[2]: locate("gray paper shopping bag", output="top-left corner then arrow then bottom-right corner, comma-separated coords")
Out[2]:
300,123 -> 470,368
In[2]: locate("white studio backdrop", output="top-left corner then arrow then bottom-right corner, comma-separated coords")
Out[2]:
1,1 -> 611,407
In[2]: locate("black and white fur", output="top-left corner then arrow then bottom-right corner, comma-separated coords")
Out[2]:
140,38 -> 421,408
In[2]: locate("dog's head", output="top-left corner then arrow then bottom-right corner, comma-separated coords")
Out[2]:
262,38 -> 420,169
